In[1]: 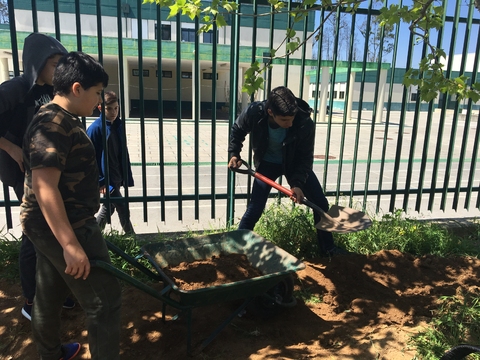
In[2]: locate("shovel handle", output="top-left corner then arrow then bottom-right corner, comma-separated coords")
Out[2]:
230,159 -> 295,198
231,160 -> 329,217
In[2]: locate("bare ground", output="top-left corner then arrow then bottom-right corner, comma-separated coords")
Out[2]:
1,250 -> 480,360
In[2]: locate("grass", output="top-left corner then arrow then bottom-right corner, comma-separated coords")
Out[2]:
255,203 -> 480,259
410,289 -> 480,360
0,204 -> 479,359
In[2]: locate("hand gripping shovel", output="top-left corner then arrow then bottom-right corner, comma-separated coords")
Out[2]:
231,160 -> 372,233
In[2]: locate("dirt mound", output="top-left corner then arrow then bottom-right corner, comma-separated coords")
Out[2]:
1,250 -> 479,359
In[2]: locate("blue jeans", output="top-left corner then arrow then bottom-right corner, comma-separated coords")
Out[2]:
238,161 -> 334,252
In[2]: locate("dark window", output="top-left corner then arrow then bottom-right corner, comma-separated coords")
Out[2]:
132,69 -> 149,77
339,91 -> 345,99
411,93 -> 418,101
203,30 -> 216,44
181,28 -> 196,42
154,24 -> 171,40
156,70 -> 172,78
181,71 -> 192,79
203,73 -> 218,80
333,91 -> 337,99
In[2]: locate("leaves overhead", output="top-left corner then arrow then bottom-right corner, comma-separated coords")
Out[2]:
146,0 -> 480,102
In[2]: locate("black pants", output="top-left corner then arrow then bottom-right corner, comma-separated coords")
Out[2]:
14,180 -> 36,302
238,161 -> 335,252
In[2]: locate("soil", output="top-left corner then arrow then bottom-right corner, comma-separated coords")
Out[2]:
163,254 -> 263,291
1,250 -> 480,360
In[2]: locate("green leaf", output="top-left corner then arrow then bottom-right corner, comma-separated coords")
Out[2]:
216,14 -> 227,27
286,41 -> 299,53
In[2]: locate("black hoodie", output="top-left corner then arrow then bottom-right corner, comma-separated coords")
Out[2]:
0,33 -> 67,186
228,98 -> 315,189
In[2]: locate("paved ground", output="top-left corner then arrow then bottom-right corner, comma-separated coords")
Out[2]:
1,109 -> 479,238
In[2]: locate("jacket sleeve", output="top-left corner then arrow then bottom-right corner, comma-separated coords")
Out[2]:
0,77 -> 29,137
86,121 -> 106,187
228,103 -> 257,160
287,119 -> 315,189
119,119 -> 135,187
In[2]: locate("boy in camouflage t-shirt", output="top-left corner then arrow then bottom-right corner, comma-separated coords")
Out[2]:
21,52 -> 121,360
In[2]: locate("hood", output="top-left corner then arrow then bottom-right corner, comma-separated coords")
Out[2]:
22,33 -> 68,89
296,97 -> 313,119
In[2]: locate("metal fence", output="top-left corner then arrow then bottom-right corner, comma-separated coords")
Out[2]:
0,0 -> 479,234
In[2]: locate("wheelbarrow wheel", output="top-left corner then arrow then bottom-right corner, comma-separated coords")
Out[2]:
247,274 -> 296,319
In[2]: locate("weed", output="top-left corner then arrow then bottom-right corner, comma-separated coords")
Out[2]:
254,200 -> 318,258
410,289 -> 480,359
0,232 -> 21,282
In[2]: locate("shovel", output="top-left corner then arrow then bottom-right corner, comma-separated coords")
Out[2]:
231,160 -> 372,233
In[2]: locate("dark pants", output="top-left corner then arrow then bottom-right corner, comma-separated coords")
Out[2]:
14,181 -> 36,302
96,184 -> 134,234
24,221 -> 121,360
238,161 -> 334,252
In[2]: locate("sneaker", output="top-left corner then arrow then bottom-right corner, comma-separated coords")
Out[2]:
21,300 -> 33,321
320,245 -> 352,257
62,297 -> 76,309
60,342 -> 81,360
21,298 -> 75,321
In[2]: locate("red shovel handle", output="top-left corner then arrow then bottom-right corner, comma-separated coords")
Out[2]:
230,159 -> 294,197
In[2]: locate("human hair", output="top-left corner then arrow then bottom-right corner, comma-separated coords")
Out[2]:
266,86 -> 298,116
103,91 -> 118,106
53,51 -> 109,96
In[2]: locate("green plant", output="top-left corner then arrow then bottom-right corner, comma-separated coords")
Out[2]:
0,232 -> 21,281
103,230 -> 153,282
410,289 -> 480,359
335,209 -> 479,257
254,200 -> 318,258
293,288 -> 323,304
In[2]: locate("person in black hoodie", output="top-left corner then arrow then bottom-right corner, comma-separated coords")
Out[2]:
228,86 -> 350,257
0,32 -> 74,320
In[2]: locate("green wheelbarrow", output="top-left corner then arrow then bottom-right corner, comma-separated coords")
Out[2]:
91,229 -> 305,356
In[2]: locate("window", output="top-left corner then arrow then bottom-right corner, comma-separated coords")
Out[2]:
203,73 -> 218,80
333,91 -> 337,99
203,30 -> 217,44
132,69 -> 149,77
181,28 -> 196,42
156,70 -> 172,78
155,24 -> 171,40
411,93 -> 418,101
181,71 -> 192,79
339,91 -> 345,99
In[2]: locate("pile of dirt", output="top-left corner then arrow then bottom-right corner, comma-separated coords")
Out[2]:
162,254 -> 263,290
1,250 -> 480,359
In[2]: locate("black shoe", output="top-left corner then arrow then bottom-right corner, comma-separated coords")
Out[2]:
320,245 -> 352,257
62,297 -> 76,309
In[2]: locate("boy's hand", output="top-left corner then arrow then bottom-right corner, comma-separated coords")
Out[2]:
0,138 -> 24,172
63,243 -> 91,280
228,156 -> 242,169
291,187 -> 305,204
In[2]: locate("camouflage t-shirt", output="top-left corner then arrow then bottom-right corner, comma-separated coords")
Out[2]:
20,103 -> 100,231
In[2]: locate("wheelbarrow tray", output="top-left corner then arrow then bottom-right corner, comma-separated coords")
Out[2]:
141,229 -> 305,308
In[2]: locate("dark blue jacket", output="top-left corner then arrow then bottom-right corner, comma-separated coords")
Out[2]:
86,115 -> 134,188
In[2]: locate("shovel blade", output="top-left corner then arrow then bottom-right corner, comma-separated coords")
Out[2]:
315,205 -> 372,233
